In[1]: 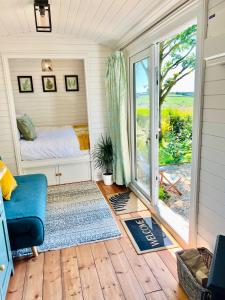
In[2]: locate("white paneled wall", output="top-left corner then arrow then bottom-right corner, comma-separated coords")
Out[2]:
0,63 -> 17,173
195,0 -> 225,251
197,60 -> 225,251
9,58 -> 87,127
207,0 -> 225,38
0,35 -> 111,177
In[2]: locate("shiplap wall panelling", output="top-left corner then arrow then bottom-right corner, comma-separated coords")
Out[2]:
207,0 -> 225,38
0,63 -> 17,174
9,58 -> 88,127
204,0 -> 225,60
201,145 -> 225,165
197,59 -> 225,251
208,0 -> 224,9
202,122 -> 225,138
0,38 -> 111,177
199,180 -> 225,220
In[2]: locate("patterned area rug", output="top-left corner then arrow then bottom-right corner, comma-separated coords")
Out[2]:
13,181 -> 121,257
108,191 -> 147,215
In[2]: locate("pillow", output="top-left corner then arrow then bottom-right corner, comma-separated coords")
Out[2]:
17,128 -> 21,140
17,114 -> 37,141
0,160 -> 17,200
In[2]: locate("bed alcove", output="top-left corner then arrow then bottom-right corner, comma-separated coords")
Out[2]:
8,57 -> 92,185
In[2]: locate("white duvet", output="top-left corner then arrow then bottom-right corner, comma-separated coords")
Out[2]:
20,126 -> 89,161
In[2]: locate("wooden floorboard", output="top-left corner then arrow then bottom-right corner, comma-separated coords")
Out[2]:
23,253 -> 44,300
61,247 -> 83,300
43,250 -> 63,300
6,260 -> 27,300
105,238 -> 146,300
76,244 -> 104,300
118,232 -> 161,294
145,290 -> 168,300
91,242 -> 124,299
6,181 -> 188,300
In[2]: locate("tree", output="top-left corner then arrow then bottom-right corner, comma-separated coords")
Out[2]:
159,24 -> 197,138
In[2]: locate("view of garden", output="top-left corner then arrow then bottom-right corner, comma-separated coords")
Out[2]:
136,91 -> 193,165
135,24 -> 197,221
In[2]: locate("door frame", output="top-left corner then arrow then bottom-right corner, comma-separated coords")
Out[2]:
129,47 -> 156,203
127,0 -> 207,247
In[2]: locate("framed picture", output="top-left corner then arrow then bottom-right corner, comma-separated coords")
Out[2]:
42,75 -> 57,92
65,75 -> 79,91
17,76 -> 33,93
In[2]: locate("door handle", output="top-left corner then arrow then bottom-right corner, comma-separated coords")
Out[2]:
0,264 -> 5,271
146,137 -> 151,144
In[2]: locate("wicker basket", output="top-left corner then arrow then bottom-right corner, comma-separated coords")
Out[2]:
176,247 -> 212,300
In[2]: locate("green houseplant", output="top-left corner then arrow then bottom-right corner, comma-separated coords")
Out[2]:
92,135 -> 113,185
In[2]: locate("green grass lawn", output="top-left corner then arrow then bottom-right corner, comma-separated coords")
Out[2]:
137,94 -> 193,109
162,95 -> 193,109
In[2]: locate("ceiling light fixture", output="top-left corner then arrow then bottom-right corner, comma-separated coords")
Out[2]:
34,0 -> 52,32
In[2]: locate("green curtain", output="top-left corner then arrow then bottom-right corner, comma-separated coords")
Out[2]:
105,51 -> 131,186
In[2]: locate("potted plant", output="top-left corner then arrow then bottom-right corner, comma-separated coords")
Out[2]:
92,135 -> 113,185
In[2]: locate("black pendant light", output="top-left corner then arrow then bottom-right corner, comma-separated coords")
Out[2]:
34,0 -> 52,32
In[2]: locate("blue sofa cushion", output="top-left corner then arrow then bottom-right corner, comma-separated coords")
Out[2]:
4,174 -> 47,250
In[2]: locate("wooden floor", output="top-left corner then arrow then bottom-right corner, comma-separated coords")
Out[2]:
6,182 -> 188,300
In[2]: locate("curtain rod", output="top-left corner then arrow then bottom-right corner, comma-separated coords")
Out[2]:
119,0 -> 191,51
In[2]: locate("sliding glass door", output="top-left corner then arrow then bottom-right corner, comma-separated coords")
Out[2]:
130,48 -> 154,200
129,22 -> 197,243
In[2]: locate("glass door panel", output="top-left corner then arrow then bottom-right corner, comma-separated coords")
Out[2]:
157,23 -> 197,241
131,49 -> 152,199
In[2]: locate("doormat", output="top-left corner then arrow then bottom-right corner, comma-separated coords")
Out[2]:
121,216 -> 177,254
108,191 -> 147,215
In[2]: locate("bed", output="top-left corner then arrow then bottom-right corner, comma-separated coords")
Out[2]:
19,125 -> 90,161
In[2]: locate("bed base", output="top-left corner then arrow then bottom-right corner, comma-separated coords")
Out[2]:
20,155 -> 92,186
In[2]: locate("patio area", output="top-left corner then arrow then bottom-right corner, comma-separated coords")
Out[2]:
159,163 -> 191,221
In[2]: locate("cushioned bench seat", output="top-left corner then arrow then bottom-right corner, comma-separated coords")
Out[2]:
4,174 -> 47,251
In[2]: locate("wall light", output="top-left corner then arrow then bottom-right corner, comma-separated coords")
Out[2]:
41,59 -> 53,72
34,0 -> 52,32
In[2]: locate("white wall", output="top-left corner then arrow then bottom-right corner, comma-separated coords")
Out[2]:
0,62 -> 16,173
197,60 -> 225,251
0,35 -> 111,176
196,0 -> 225,251
9,58 -> 88,127
207,0 -> 225,38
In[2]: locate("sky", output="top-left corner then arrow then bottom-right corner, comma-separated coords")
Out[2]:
171,71 -> 195,92
135,60 -> 195,94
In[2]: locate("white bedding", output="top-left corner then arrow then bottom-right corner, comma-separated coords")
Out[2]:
20,126 -> 89,161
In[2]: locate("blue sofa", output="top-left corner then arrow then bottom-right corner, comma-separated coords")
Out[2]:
4,174 -> 47,256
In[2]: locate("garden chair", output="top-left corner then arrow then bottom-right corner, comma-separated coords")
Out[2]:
160,168 -> 183,196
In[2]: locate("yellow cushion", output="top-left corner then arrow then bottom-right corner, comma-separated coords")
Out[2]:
73,124 -> 90,150
0,161 -> 17,200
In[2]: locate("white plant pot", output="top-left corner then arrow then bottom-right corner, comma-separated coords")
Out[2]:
102,173 -> 113,186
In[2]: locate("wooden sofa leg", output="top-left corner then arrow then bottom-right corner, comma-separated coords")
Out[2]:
32,246 -> 38,257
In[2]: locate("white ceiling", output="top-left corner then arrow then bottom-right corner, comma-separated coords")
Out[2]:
0,0 -> 184,47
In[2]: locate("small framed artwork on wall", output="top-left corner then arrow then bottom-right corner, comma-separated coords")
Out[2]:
65,75 -> 79,91
17,76 -> 34,93
42,75 -> 57,92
